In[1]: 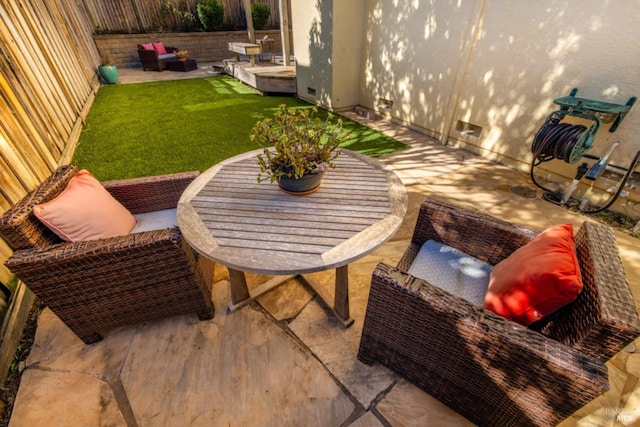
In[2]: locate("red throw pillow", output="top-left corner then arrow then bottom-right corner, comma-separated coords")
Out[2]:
483,223 -> 583,326
152,42 -> 167,55
140,43 -> 154,51
33,170 -> 137,242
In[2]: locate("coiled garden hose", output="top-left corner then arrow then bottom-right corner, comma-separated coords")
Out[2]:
530,119 -> 591,199
531,121 -> 589,164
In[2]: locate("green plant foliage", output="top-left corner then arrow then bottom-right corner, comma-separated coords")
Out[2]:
251,3 -> 271,30
151,0 -> 175,31
197,0 -> 224,31
174,1 -> 197,31
150,1 -> 197,32
252,104 -> 349,182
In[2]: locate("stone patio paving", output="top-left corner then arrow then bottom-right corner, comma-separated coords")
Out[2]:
7,65 -> 640,426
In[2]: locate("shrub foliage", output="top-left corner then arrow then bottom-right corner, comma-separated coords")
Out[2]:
251,3 -> 271,30
197,0 -> 224,31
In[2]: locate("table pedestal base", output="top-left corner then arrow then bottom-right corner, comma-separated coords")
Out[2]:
227,266 -> 353,328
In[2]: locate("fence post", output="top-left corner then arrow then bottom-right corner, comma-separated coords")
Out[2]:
242,0 -> 255,43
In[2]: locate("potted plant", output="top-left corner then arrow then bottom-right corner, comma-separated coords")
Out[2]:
175,50 -> 188,61
252,104 -> 350,193
98,55 -> 118,84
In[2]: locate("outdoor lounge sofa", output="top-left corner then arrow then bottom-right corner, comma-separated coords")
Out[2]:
137,42 -> 178,71
358,198 -> 640,427
0,165 -> 215,344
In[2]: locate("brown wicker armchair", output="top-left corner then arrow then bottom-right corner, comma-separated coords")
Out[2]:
137,44 -> 178,71
358,198 -> 640,427
0,165 -> 214,344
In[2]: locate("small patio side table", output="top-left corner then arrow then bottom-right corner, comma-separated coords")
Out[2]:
167,59 -> 197,72
257,38 -> 275,62
177,149 -> 407,326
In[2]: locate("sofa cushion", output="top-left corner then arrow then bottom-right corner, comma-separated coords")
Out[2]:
140,43 -> 154,51
33,170 -> 137,242
152,42 -> 167,55
131,209 -> 177,233
158,53 -> 177,61
483,223 -> 583,325
408,240 -> 493,306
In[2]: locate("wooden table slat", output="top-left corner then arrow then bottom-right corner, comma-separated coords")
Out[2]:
192,196 -> 391,214
196,210 -> 378,229
214,236 -> 334,255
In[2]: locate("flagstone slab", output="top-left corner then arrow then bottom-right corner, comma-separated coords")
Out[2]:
26,308 -> 134,378
376,379 -> 475,427
9,369 -> 126,426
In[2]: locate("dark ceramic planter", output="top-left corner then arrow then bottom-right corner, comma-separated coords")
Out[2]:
277,172 -> 324,194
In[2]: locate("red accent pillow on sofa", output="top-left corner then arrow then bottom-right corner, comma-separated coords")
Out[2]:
152,42 -> 167,55
140,43 -> 154,51
483,223 -> 583,325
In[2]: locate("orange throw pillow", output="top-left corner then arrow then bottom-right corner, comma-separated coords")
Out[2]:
34,170 -> 136,242
483,224 -> 583,325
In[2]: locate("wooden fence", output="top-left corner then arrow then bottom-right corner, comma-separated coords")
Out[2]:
84,0 -> 282,34
0,0 -> 103,384
0,0 -> 100,249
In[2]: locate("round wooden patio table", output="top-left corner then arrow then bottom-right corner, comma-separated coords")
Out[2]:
177,149 -> 407,326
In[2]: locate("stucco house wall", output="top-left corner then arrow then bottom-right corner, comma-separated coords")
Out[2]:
292,0 -> 640,213
292,0 -> 366,111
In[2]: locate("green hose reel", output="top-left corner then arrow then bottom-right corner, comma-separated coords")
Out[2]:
554,88 -> 636,132
536,88 -> 636,164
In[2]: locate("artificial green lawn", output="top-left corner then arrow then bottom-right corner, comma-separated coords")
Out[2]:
73,75 -> 408,181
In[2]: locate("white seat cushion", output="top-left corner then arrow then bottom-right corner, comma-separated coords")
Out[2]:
407,240 -> 493,306
131,208 -> 177,234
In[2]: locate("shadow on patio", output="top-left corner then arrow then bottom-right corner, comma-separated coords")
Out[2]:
7,69 -> 640,427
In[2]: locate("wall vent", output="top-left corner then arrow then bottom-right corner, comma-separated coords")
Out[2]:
377,98 -> 393,110
456,120 -> 482,137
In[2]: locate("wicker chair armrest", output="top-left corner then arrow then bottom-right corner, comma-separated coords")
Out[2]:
0,165 -> 78,250
5,227 -> 181,271
359,262 -> 609,426
531,221 -> 640,360
398,199 -> 539,270
102,171 -> 199,214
